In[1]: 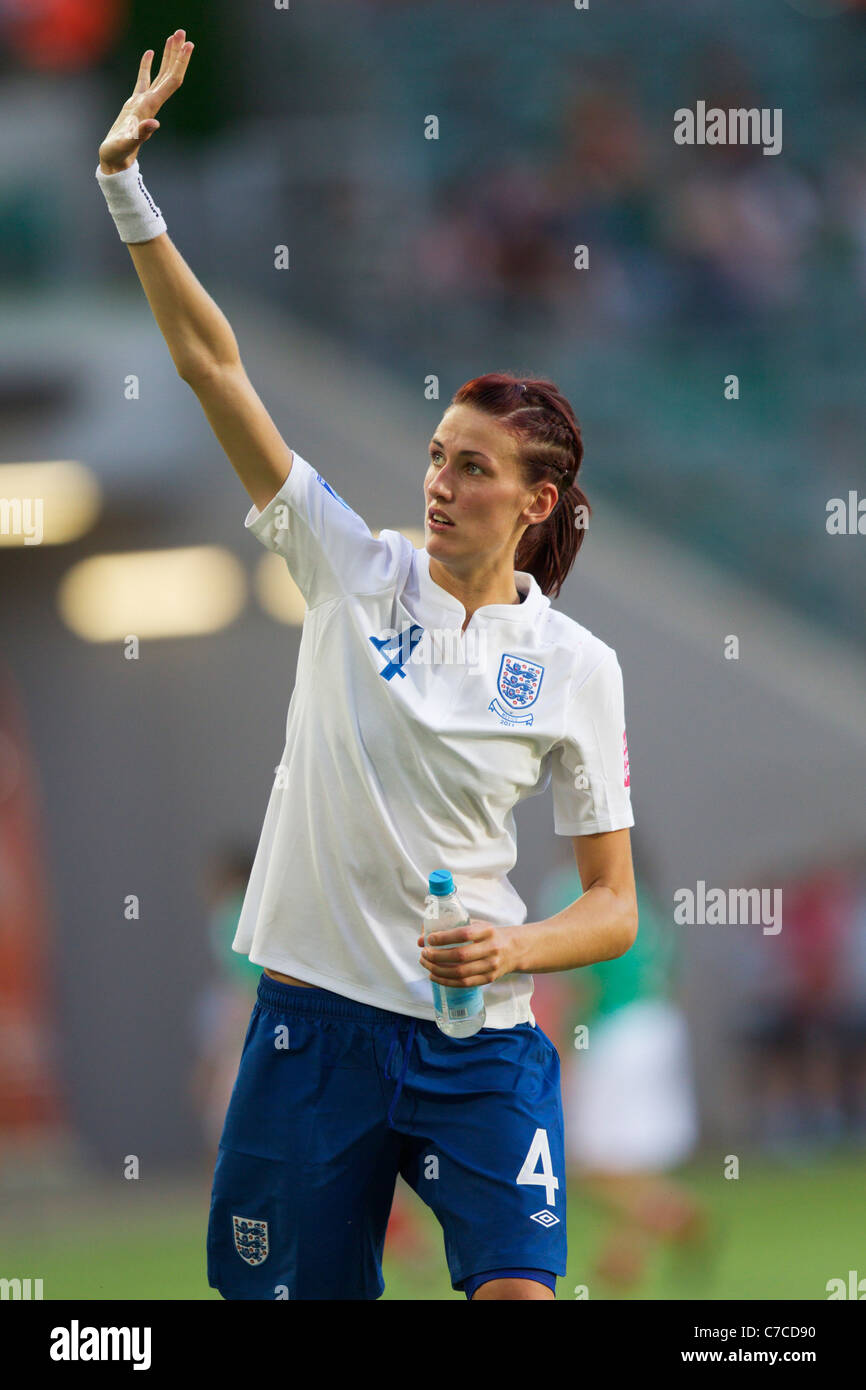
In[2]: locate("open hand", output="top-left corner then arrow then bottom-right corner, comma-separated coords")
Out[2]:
98,28 -> 194,174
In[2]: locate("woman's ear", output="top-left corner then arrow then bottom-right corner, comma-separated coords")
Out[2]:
524,480 -> 560,527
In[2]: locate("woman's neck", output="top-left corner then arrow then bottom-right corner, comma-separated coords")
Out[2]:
428,555 -> 523,624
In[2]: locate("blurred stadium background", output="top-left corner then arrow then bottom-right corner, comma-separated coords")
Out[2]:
1,0 -> 866,1299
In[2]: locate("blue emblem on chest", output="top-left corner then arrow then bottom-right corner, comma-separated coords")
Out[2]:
489,653 -> 544,726
369,624 -> 425,681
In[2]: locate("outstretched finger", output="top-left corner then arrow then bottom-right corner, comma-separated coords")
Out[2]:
164,35 -> 194,89
154,29 -> 181,83
132,49 -> 154,97
152,30 -> 189,90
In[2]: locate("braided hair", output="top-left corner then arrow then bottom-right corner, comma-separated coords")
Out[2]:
450,371 -> 590,598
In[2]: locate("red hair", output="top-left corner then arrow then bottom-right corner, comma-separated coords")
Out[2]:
451,371 -> 590,598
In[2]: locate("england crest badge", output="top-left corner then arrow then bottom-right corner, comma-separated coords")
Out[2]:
232,1214 -> 269,1266
488,653 -> 544,726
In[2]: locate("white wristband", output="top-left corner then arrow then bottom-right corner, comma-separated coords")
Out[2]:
95,159 -> 167,244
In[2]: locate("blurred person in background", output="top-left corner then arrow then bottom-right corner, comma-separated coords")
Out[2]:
659,43 -> 819,325
735,856 -> 859,1155
537,831 -> 707,1290
190,845 -> 259,1161
547,80 -> 664,337
838,848 -> 866,1141
780,861 -> 855,1147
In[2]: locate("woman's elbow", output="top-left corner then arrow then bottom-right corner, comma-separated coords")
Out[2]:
616,894 -> 639,955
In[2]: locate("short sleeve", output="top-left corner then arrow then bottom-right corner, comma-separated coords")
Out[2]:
550,649 -> 635,835
244,451 -> 406,609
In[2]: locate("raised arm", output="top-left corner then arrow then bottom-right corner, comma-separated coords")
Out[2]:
97,28 -> 293,512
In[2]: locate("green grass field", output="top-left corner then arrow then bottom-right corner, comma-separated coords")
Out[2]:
3,1151 -> 863,1300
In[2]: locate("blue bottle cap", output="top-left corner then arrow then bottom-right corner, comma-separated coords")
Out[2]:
428,869 -> 454,896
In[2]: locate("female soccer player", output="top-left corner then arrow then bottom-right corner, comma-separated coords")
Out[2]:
97,30 -> 638,1301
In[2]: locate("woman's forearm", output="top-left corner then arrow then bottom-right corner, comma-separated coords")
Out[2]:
510,885 -> 638,975
126,231 -> 241,380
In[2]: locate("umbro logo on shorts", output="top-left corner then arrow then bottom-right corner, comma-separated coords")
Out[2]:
530,1210 -> 560,1227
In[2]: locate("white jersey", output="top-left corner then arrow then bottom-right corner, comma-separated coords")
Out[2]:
233,452 -> 634,1028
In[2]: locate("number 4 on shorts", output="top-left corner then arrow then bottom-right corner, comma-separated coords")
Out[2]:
516,1127 -> 559,1206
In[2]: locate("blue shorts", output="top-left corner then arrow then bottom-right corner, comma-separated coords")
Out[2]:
206,972 -> 567,1300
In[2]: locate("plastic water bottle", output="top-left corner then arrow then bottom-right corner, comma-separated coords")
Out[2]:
425,869 -> 486,1037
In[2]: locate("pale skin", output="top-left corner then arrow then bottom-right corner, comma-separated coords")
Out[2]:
101,31 -> 638,1300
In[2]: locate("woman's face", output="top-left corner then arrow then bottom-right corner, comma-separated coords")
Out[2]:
423,403 -> 556,569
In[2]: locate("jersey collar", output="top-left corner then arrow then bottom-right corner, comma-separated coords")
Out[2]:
413,545 -> 550,628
